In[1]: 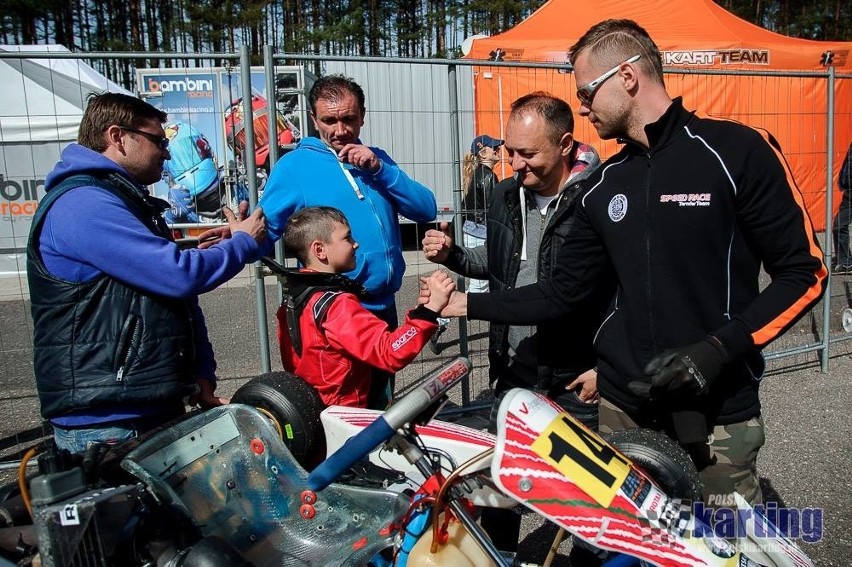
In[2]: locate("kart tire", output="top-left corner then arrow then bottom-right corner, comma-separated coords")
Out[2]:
232,371 -> 326,470
607,428 -> 703,501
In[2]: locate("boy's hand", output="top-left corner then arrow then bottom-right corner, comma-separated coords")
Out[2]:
422,222 -> 453,263
424,270 -> 456,313
419,277 -> 468,317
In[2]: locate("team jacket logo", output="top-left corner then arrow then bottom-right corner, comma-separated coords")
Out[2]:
608,194 -> 628,222
392,328 -> 418,351
659,193 -> 712,207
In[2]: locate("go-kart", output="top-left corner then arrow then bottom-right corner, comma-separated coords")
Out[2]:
0,358 -> 813,566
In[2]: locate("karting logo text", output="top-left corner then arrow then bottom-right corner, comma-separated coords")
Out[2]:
639,499 -> 823,546
693,501 -> 823,543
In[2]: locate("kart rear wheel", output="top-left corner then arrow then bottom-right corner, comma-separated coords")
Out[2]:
607,428 -> 703,501
232,371 -> 326,470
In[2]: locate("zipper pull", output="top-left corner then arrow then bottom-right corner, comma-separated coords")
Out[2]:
117,366 -> 125,382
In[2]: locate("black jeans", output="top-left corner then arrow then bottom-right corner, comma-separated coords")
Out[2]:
834,189 -> 852,265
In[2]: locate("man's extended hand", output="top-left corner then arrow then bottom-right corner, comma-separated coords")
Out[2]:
567,368 -> 599,403
230,205 -> 267,244
629,336 -> 728,399
422,222 -> 454,263
196,201 -> 250,249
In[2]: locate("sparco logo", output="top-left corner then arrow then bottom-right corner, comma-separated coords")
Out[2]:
146,77 -> 214,97
660,193 -> 711,207
392,328 -> 417,351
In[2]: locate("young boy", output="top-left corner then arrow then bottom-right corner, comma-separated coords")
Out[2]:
278,206 -> 455,408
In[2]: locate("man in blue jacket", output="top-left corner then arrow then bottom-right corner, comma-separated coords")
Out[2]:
260,74 -> 437,408
28,92 -> 267,453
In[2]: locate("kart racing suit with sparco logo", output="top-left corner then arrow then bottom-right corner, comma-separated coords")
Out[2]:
277,270 -> 440,408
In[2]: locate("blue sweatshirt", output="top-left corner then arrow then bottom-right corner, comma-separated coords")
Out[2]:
260,137 -> 436,311
40,144 -> 262,424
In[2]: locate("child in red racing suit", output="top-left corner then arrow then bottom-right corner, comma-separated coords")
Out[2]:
277,206 -> 455,408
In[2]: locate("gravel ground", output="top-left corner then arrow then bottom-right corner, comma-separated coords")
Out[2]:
1,263 -> 851,565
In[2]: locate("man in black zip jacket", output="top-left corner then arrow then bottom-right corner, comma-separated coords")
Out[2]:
427,20 -> 827,507
831,142 -> 852,272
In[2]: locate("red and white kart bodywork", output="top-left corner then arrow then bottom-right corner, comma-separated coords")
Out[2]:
491,388 -> 813,567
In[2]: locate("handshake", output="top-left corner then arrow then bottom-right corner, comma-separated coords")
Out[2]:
419,270 -> 458,314
418,221 -> 468,317
418,274 -> 467,317
196,201 -> 268,248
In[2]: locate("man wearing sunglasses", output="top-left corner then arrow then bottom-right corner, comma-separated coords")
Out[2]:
28,92 -> 268,453
426,19 -> 826,511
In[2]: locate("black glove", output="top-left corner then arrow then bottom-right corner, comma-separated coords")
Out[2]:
629,336 -> 728,399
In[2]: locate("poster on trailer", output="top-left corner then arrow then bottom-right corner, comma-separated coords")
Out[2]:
136,66 -> 307,229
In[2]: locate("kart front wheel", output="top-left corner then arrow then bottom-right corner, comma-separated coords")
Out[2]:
232,371 -> 326,469
607,428 -> 703,501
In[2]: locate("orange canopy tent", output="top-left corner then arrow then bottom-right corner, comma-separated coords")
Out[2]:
464,0 -> 852,231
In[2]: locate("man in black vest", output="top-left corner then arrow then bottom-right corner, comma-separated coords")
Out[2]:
28,92 -> 267,453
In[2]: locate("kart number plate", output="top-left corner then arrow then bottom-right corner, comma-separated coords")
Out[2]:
530,412 -> 630,507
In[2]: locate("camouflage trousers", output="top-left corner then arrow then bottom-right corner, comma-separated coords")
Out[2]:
599,398 -> 766,505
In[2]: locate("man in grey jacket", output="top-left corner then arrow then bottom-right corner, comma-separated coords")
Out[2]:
422,92 -> 607,555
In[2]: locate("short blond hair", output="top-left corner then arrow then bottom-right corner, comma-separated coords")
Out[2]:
569,19 -> 664,86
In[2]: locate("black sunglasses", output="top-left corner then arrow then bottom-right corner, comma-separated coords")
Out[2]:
119,126 -> 170,150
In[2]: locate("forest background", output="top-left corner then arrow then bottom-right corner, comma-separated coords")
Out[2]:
2,0 -> 852,89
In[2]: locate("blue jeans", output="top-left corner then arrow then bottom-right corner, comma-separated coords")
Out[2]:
52,408 -> 185,453
834,189 -> 852,265
53,422 -> 139,453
